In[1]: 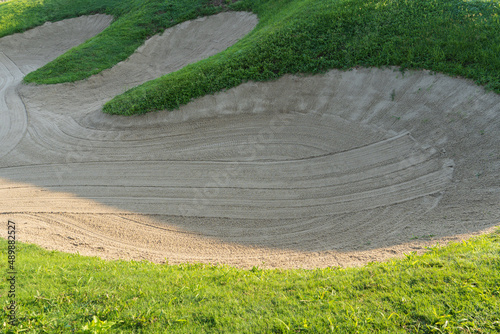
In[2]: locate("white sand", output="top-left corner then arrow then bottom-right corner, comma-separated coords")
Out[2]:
0,13 -> 498,268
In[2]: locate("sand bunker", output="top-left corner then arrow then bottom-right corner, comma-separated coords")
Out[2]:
0,13 -> 499,268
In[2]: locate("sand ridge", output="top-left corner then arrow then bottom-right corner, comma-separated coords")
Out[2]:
0,13 -> 499,269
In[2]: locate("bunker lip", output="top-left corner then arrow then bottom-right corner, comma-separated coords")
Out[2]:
0,14 -> 499,269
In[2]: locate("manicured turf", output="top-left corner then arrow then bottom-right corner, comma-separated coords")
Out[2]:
1,231 -> 500,333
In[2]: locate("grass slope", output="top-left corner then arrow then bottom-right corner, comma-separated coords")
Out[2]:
1,231 -> 500,333
1,0 -> 499,114
0,0 -> 232,83
103,0 -> 500,115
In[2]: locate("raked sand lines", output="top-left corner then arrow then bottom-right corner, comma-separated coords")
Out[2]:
0,52 -> 27,159
0,13 -> 499,268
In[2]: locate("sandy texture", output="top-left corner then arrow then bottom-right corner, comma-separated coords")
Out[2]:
0,13 -> 499,269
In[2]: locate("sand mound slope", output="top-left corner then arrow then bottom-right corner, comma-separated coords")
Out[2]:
1,13 -> 499,268
0,14 -> 113,160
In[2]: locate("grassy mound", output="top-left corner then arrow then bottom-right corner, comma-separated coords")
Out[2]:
0,0 -> 233,84
1,0 -> 499,115
103,0 -> 500,115
1,231 -> 499,332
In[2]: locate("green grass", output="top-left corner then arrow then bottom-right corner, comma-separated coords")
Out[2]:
104,0 -> 500,115
1,230 -> 500,333
1,0 -> 499,114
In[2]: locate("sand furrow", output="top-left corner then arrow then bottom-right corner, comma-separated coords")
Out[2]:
0,52 -> 27,158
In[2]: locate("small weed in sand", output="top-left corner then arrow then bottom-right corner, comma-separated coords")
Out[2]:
410,234 -> 436,240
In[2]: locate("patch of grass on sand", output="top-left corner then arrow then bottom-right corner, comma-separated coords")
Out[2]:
1,230 -> 499,332
0,0 -> 120,39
